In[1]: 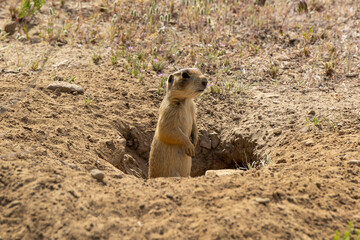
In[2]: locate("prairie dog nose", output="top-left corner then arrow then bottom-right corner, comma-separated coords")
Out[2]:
202,78 -> 208,88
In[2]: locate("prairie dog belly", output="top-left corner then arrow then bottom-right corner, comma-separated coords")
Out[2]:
149,139 -> 191,178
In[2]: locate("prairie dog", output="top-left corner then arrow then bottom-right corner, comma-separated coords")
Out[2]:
148,68 -> 208,178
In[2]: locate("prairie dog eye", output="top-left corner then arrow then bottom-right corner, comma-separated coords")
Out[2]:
182,72 -> 190,78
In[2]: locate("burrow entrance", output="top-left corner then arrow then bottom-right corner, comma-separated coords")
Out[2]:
95,120 -> 260,178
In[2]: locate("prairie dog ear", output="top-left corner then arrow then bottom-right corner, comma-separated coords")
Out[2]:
167,75 -> 174,86
166,74 -> 174,91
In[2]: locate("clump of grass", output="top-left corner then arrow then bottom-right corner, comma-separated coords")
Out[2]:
84,94 -> 93,105
157,74 -> 166,94
334,221 -> 360,240
303,26 -> 313,45
30,61 -> 39,71
111,51 -> 119,65
259,154 -> 272,167
303,47 -> 310,57
269,64 -> 279,79
152,58 -> 164,73
305,115 -> 335,129
297,1 -> 308,14
324,61 -> 335,76
16,0 -> 45,19
92,53 -> 101,64
209,84 -> 221,94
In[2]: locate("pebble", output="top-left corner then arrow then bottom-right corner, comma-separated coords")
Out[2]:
308,110 -> 316,115
304,139 -> 314,146
273,129 -> 282,136
200,136 -> 212,150
276,159 -> 287,164
348,159 -> 360,167
90,169 -> 105,181
47,81 -> 84,94
147,88 -> 158,93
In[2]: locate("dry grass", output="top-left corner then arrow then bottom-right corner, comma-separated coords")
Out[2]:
2,0 -> 359,95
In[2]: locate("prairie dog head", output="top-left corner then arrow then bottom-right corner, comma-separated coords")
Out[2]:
166,68 -> 208,99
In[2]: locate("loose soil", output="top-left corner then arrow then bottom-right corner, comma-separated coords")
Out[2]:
0,0 -> 360,239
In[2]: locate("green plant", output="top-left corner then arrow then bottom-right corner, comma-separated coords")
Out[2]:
297,1 -> 308,13
0,31 -> 9,41
139,74 -> 145,85
260,154 -> 272,167
17,0 -> 45,19
92,53 -> 101,64
313,116 -> 321,126
322,116 -> 334,129
325,61 -> 335,76
66,76 -> 76,83
303,26 -> 313,45
246,161 -> 256,170
269,64 -> 278,79
30,61 -> 39,71
334,221 -> 360,240
152,58 -> 164,72
84,94 -> 93,105
304,47 -> 310,57
157,75 -> 167,94
111,51 -> 119,65
209,84 -> 221,94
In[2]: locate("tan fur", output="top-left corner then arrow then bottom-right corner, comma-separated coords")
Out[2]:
148,68 -> 207,178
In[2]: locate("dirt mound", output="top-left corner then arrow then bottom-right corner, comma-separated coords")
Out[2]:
1,0 -> 360,239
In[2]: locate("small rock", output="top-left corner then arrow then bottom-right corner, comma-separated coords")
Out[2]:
4,22 -> 16,35
47,81 -> 84,94
147,88 -> 158,93
90,169 -> 104,181
273,129 -> 282,136
304,139 -> 314,146
199,136 -> 211,150
166,194 -> 174,200
205,169 -> 242,177
209,132 -> 220,149
348,160 -> 360,167
276,159 -> 287,164
53,60 -> 69,69
255,197 -> 270,204
308,110 -> 316,115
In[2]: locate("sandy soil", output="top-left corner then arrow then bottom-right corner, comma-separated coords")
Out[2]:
1,0 -> 360,239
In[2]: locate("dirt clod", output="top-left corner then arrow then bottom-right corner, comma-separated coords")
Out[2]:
0,0 -> 360,239
90,169 -> 105,181
4,22 -> 16,35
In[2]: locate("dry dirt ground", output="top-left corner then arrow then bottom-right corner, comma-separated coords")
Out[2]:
0,0 -> 360,239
